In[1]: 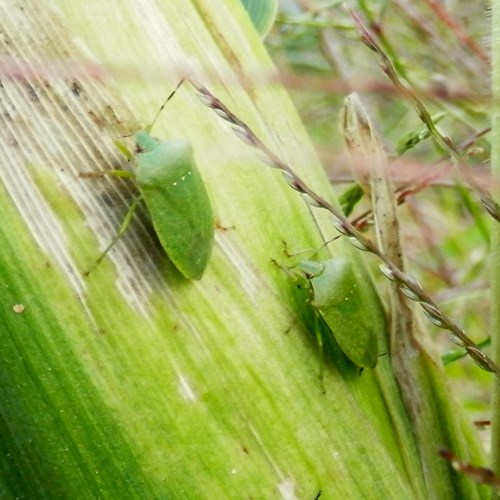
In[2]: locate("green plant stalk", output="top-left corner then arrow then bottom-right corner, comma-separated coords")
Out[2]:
490,0 -> 500,493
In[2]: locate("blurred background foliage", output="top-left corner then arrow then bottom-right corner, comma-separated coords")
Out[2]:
265,0 -> 492,424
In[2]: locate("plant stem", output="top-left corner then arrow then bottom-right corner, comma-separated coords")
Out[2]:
490,0 -> 500,495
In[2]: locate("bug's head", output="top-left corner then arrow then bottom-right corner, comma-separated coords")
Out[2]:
135,130 -> 159,154
296,260 -> 325,280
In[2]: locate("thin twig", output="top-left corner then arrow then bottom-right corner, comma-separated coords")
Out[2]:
347,7 -> 500,223
343,127 -> 490,230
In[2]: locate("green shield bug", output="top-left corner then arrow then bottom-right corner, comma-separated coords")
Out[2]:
85,82 -> 214,280
296,258 -> 378,369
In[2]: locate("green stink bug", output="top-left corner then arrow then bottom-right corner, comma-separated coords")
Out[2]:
296,258 -> 378,369
85,83 -> 214,280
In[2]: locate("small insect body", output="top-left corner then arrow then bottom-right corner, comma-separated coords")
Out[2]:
135,133 -> 213,280
298,258 -> 378,369
84,83 -> 214,280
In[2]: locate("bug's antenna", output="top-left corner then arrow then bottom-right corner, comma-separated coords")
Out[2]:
146,79 -> 186,133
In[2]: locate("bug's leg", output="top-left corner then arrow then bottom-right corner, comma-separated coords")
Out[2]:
114,140 -> 134,160
283,236 -> 341,261
313,312 -> 326,394
79,169 -> 136,180
84,194 -> 144,276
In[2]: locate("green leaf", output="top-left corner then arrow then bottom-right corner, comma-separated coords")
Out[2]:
338,183 -> 365,216
0,0 -> 487,497
239,0 -> 278,37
